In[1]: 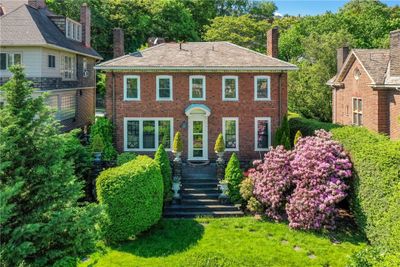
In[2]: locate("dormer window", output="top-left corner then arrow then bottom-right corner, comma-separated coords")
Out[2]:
65,18 -> 82,42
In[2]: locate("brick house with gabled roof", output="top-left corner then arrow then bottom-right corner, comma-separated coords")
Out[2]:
328,30 -> 400,140
96,27 -> 298,161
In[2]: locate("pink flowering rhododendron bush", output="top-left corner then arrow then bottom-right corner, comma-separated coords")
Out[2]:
249,130 -> 352,230
251,146 -> 293,221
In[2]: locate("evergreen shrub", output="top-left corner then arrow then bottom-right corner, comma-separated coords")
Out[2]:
96,155 -> 163,242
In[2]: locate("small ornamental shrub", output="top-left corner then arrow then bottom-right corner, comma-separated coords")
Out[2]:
96,155 -> 163,243
293,130 -> 302,146
247,197 -> 264,214
172,131 -> 183,153
155,144 -> 173,201
225,153 -> 243,203
116,152 -> 137,166
239,177 -> 254,201
90,117 -> 117,160
91,134 -> 105,153
214,133 -> 225,153
274,115 -> 291,148
251,146 -> 293,221
286,130 -> 352,230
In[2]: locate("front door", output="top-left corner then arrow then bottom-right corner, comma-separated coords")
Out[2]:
188,116 -> 208,161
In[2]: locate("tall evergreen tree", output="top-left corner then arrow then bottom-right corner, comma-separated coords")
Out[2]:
0,65 -> 103,266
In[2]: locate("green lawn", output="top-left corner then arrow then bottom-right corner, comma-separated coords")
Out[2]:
80,217 -> 366,267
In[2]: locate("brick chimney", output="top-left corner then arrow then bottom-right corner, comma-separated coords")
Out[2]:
267,27 -> 279,58
28,0 -> 46,9
80,3 -> 91,47
337,46 -> 350,73
390,29 -> 400,77
113,28 -> 125,58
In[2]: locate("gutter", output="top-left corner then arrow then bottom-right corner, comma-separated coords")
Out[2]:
278,73 -> 282,125
94,66 -> 299,72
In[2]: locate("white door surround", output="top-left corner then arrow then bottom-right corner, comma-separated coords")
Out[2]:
185,104 -> 211,161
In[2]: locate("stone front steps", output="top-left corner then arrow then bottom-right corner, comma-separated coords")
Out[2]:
164,163 -> 244,218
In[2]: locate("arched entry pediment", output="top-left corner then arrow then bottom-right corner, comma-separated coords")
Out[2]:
185,104 -> 211,117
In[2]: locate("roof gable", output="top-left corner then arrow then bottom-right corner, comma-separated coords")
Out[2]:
329,49 -> 390,85
96,42 -> 297,71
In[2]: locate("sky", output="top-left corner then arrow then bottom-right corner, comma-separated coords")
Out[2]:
273,0 -> 400,16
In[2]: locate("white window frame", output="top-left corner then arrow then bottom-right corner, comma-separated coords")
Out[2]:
123,75 -> 141,101
222,76 -> 239,101
222,117 -> 239,151
156,75 -> 173,101
124,118 -> 174,152
352,97 -> 363,126
189,75 -> 206,101
65,18 -> 82,42
254,75 -> 271,101
61,55 -> 76,81
0,52 -> 22,70
254,117 -> 272,151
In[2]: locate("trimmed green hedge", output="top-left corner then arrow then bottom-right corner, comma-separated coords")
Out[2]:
331,127 -> 400,254
96,155 -> 163,243
288,116 -> 341,142
116,152 -> 137,166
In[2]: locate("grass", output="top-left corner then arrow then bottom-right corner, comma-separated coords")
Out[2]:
80,217 -> 366,267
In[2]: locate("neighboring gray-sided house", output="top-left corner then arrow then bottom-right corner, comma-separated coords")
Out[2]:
0,0 -> 102,131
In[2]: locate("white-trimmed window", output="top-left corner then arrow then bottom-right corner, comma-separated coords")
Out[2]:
223,117 -> 239,151
125,118 -> 173,151
222,76 -> 238,101
156,75 -> 173,100
124,75 -> 140,100
255,117 -> 271,151
190,75 -> 206,100
0,53 -> 22,70
254,76 -> 271,100
65,18 -> 82,42
352,97 -> 363,126
61,55 -> 76,80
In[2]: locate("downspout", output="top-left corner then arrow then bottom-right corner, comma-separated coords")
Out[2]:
278,72 -> 283,124
112,71 -> 116,125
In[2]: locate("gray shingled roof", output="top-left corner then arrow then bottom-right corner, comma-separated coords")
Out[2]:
0,4 -> 102,59
328,49 -> 395,86
96,42 -> 298,71
353,49 -> 390,84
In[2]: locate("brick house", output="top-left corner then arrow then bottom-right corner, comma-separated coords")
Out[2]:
0,0 -> 102,131
328,30 -> 400,140
96,28 -> 297,161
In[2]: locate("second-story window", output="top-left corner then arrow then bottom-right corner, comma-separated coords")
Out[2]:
62,55 -> 76,80
0,53 -> 22,70
156,75 -> 173,101
190,75 -> 206,100
254,76 -> 271,100
65,19 -> 82,42
222,76 -> 238,101
124,75 -> 140,100
48,55 -> 56,68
